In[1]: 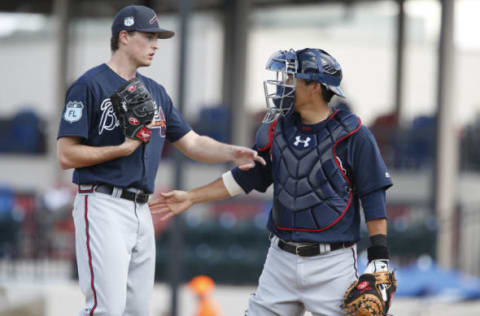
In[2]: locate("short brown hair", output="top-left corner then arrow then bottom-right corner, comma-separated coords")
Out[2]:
110,31 -> 135,52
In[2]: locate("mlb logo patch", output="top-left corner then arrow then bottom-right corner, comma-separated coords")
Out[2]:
124,16 -> 134,27
64,101 -> 84,123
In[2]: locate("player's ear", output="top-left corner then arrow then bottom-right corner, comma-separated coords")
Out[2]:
118,30 -> 131,46
311,82 -> 323,97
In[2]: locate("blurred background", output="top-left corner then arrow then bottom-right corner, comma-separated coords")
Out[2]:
1,0 -> 480,315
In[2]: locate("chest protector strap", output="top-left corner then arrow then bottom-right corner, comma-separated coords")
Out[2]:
271,110 -> 362,232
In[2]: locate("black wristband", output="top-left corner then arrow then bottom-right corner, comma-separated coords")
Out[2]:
367,245 -> 390,261
370,234 -> 388,247
368,234 -> 389,261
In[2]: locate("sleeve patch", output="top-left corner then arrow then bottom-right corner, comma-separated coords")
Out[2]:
63,101 -> 84,123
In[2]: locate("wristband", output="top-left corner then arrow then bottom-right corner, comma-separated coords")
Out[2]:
367,245 -> 389,261
368,234 -> 389,261
369,234 -> 387,247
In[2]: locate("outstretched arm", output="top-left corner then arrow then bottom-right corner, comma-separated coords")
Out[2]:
172,130 -> 266,170
150,142 -> 271,220
149,177 -> 233,220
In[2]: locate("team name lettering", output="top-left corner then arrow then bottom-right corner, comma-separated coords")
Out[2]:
99,98 -> 120,135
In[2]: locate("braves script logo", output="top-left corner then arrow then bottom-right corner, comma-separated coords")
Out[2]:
99,98 -> 120,135
293,135 -> 311,148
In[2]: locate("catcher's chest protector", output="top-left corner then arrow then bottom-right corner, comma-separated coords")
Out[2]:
271,110 -> 361,231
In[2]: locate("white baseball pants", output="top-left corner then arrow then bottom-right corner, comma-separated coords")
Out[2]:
247,236 -> 358,316
73,190 -> 155,316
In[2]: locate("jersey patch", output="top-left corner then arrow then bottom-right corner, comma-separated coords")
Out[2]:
64,101 -> 84,123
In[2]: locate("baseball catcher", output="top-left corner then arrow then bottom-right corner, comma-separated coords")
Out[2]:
149,48 -> 396,316
342,236 -> 397,316
110,77 -> 156,143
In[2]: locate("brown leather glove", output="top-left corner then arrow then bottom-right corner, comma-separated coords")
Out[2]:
341,269 -> 397,316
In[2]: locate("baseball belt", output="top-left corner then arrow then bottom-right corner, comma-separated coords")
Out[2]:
79,184 -> 149,204
277,238 -> 355,257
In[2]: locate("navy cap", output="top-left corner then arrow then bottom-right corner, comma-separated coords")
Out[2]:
111,5 -> 174,39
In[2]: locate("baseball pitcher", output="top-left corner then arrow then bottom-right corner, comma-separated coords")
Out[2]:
57,5 -> 265,315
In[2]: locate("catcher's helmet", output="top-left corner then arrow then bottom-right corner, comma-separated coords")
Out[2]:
263,48 -> 344,123
296,48 -> 345,98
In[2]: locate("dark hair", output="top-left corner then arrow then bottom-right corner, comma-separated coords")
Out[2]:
303,78 -> 334,103
110,31 -> 135,52
320,84 -> 334,103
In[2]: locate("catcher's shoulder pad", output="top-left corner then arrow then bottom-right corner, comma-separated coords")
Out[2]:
255,120 -> 277,152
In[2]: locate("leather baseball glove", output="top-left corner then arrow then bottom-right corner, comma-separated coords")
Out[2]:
110,78 -> 156,143
341,262 -> 396,316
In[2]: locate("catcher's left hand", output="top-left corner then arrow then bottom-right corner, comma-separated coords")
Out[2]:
341,260 -> 397,316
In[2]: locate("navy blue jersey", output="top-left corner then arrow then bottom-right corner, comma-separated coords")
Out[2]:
231,111 -> 392,243
57,64 -> 191,193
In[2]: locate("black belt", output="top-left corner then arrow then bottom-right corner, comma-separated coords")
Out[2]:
94,184 -> 149,204
277,239 -> 355,257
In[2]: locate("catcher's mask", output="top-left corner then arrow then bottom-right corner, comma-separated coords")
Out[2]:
262,48 -> 345,123
263,49 -> 297,123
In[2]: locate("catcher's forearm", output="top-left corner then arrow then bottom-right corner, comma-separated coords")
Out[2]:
366,218 -> 387,237
188,177 -> 232,205
57,137 -> 138,170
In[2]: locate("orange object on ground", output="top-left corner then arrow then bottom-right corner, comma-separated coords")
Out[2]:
188,275 -> 221,316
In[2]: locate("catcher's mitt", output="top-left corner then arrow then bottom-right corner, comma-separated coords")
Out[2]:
341,271 -> 396,316
110,78 -> 156,143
